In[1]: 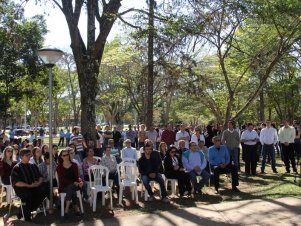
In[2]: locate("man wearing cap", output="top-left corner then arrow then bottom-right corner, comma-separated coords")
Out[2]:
121,139 -> 137,161
208,136 -> 239,193
182,141 -> 210,194
11,148 -> 49,222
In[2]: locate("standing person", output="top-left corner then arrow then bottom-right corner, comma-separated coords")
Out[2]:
208,136 -> 240,193
11,148 -> 49,222
240,123 -> 259,176
9,129 -> 15,143
56,149 -> 83,216
126,125 -> 136,148
260,121 -> 278,174
191,127 -> 206,147
0,146 -> 16,185
204,125 -> 214,148
138,144 -> 169,202
112,126 -> 122,150
221,121 -> 240,170
39,127 -> 45,144
138,124 -> 147,149
164,146 -> 192,197
182,142 -> 210,194
95,127 -> 104,157
103,125 -> 113,148
176,124 -> 190,149
146,126 -> 158,150
161,124 -> 176,147
65,129 -> 71,147
28,131 -> 35,143
278,120 -> 297,174
70,126 -> 86,161
294,123 -> 301,161
58,129 -> 65,147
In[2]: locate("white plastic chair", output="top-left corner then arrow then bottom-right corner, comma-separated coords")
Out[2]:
117,162 -> 139,205
88,165 -> 113,212
0,177 -> 11,204
56,173 -> 84,217
165,178 -> 178,197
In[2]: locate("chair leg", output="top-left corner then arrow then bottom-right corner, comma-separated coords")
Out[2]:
0,187 -> 4,204
43,198 -> 47,216
131,187 -> 134,200
77,191 -> 84,214
135,186 -> 139,204
102,192 -> 105,206
93,192 -> 97,212
110,191 -> 113,210
6,187 -> 11,205
118,186 -> 123,205
171,181 -> 176,197
60,195 -> 65,217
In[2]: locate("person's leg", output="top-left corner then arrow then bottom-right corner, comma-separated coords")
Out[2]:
14,188 -> 32,220
213,167 -> 221,191
141,175 -> 153,196
244,145 -> 251,175
154,173 -> 167,199
173,173 -> 185,196
199,169 -> 210,189
282,144 -> 290,172
289,143 -> 297,172
188,170 -> 199,192
261,145 -> 267,173
228,164 -> 239,188
269,145 -> 277,171
250,145 -> 258,175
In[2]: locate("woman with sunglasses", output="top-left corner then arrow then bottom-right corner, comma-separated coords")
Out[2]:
0,146 -> 16,185
163,146 -> 192,197
57,149 -> 83,216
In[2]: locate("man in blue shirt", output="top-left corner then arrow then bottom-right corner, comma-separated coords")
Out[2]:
208,136 -> 239,193
182,141 -> 210,194
65,129 -> 71,147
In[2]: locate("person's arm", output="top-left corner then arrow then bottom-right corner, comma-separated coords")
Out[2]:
138,158 -> 146,175
274,129 -> 279,144
259,130 -> 264,145
200,154 -> 207,170
134,149 -> 137,160
182,154 -> 192,172
221,131 -> 226,144
163,157 -> 173,174
176,132 -> 180,141
208,147 -> 216,166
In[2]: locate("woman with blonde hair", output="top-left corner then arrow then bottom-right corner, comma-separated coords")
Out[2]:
0,146 -> 16,185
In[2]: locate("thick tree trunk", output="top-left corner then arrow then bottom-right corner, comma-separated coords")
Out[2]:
146,0 -> 155,129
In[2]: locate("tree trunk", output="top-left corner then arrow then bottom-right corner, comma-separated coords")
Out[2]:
146,0 -> 155,129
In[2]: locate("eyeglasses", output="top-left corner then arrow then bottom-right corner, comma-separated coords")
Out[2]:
62,154 -> 69,157
106,147 -> 111,149
6,150 -> 13,153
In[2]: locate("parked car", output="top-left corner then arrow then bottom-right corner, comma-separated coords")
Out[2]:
13,129 -> 29,137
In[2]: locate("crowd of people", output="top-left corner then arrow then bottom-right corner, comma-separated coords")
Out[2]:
0,120 -> 300,222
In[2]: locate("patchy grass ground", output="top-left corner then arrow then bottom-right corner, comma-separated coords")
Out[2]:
1,157 -> 301,225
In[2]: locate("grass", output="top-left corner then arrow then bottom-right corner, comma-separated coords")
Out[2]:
1,157 -> 301,225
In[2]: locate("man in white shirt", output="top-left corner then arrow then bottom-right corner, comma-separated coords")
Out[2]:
146,126 -> 158,150
259,121 -> 278,174
176,124 -> 190,149
241,123 -> 259,176
121,139 -> 137,161
278,120 -> 297,173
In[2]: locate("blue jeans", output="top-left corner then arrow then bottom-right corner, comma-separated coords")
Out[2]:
188,170 -> 210,192
141,173 -> 167,199
261,144 -> 276,172
228,148 -> 239,169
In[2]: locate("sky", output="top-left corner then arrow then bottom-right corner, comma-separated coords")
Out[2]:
23,0 -> 147,53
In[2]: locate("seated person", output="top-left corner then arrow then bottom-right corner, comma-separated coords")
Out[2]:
101,145 -> 119,192
177,140 -> 188,160
182,142 -> 210,194
11,148 -> 49,222
199,140 -> 210,173
29,147 -> 48,182
159,142 -> 168,160
138,144 -> 169,202
108,139 -> 121,163
121,139 -> 137,161
82,147 -> 99,181
208,136 -> 240,193
57,149 -> 83,216
164,146 -> 192,196
0,146 -> 17,185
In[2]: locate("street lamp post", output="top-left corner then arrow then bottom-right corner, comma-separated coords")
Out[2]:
37,47 -> 64,212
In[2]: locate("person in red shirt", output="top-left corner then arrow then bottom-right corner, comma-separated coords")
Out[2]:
57,149 -> 83,216
161,124 -> 176,147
